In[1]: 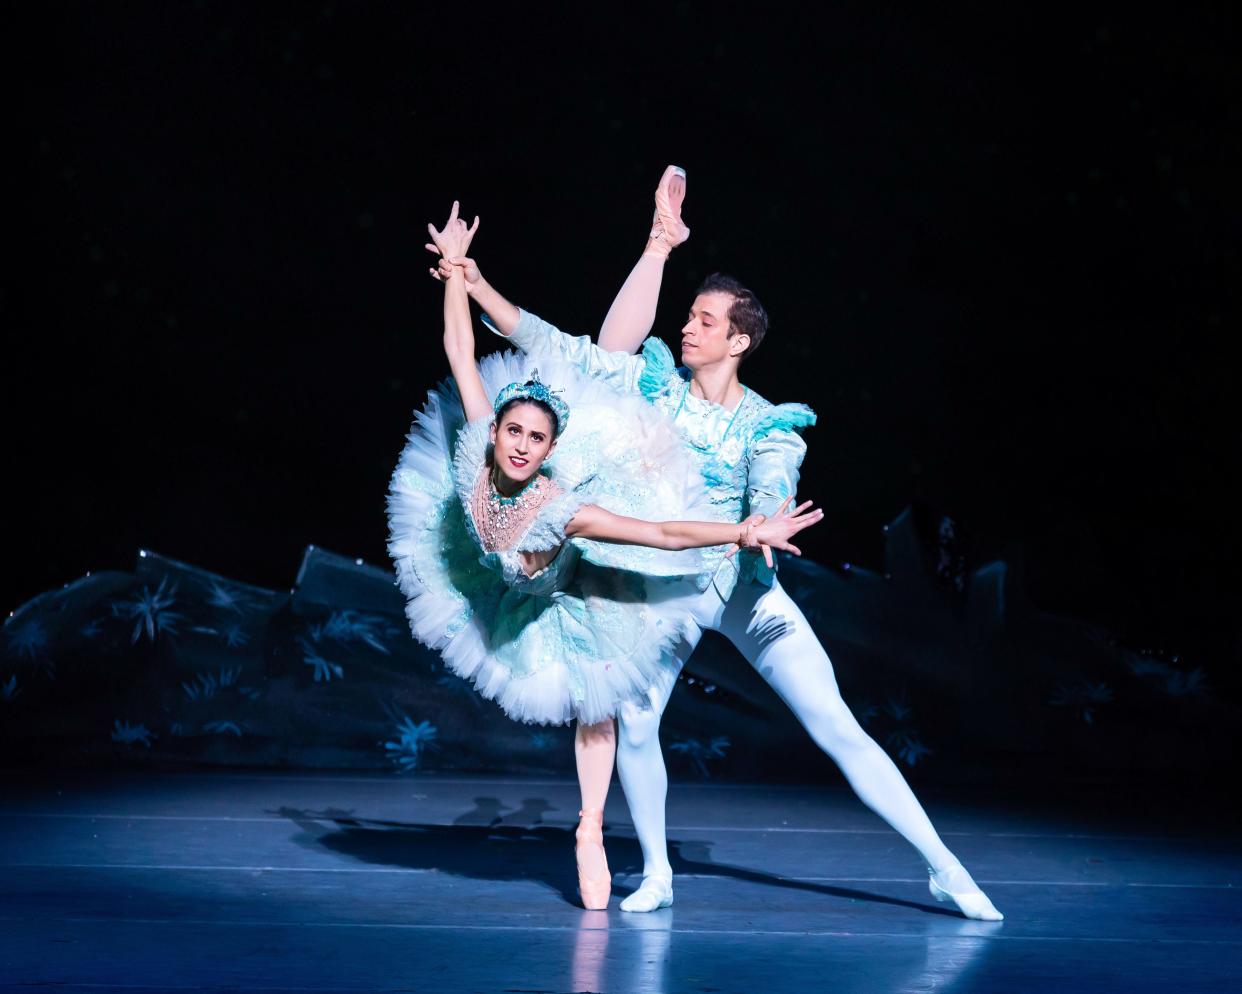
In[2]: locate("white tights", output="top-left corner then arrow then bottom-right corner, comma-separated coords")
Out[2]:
597,253 -> 666,354
617,579 -> 959,879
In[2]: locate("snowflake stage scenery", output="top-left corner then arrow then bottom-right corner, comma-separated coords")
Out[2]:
3,534 -> 1225,787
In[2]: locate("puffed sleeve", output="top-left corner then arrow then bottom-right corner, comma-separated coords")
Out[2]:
514,486 -> 589,555
744,404 -> 817,584
451,417 -> 493,514
485,308 -> 676,398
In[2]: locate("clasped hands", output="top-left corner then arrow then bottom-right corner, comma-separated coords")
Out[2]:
725,497 -> 824,568
426,200 -> 482,289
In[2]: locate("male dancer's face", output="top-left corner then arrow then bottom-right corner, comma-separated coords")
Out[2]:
680,292 -> 747,370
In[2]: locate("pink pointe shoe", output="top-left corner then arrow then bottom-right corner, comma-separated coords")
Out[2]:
645,165 -> 690,258
576,808 -> 612,910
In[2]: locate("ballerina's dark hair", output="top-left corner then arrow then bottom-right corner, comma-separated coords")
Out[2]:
697,273 -> 769,359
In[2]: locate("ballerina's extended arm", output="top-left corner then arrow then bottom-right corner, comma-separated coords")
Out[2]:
565,497 -> 823,569
426,203 -> 491,422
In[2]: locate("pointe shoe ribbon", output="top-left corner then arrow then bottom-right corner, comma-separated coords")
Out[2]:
646,165 -> 690,258
576,808 -> 612,911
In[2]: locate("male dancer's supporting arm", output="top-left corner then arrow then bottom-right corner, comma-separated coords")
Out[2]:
432,255 -> 651,396
742,416 -> 815,575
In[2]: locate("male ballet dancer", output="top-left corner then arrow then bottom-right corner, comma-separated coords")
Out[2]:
427,169 -> 1002,921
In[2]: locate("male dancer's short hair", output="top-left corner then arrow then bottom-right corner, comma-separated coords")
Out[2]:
697,273 -> 769,359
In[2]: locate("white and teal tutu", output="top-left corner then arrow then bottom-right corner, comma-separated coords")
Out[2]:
387,350 -> 715,726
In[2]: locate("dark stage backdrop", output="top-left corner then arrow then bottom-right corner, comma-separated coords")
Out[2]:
9,5 -> 1240,708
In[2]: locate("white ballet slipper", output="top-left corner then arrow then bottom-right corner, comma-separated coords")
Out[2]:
620,873 -> 674,913
929,862 -> 1004,921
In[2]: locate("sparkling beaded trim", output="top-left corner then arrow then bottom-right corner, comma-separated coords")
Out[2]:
470,465 -> 558,552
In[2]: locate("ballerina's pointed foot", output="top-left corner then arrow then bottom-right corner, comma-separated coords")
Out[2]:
619,873 -> 674,913
929,863 -> 1004,921
576,809 -> 612,910
646,165 -> 690,257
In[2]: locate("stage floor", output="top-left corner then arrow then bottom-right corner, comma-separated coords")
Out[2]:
0,769 -> 1238,993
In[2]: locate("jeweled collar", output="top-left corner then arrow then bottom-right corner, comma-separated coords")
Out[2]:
488,467 -> 545,506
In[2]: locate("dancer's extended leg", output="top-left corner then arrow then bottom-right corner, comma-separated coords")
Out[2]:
719,580 -> 1003,921
615,629 -> 700,912
597,165 -> 688,353
597,254 -> 667,353
574,719 -> 617,910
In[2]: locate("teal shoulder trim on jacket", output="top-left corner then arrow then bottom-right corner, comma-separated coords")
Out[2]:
638,337 -> 677,400
751,402 -> 817,441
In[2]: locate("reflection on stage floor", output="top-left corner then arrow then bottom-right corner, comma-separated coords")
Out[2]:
1,770 -> 1238,993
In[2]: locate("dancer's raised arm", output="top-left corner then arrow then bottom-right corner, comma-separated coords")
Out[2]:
432,253 -> 653,396
426,203 -> 490,422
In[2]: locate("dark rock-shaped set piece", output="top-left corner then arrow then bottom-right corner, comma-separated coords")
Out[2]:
2,508 -> 1230,784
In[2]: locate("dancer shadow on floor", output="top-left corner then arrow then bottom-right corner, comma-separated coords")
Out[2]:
273,804 -> 959,917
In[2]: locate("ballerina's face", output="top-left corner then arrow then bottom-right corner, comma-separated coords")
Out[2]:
680,291 -> 751,369
490,402 -> 557,488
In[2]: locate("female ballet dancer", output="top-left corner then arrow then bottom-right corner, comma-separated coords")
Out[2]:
387,203 -> 822,909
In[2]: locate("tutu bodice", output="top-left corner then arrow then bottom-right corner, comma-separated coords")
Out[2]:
388,350 -> 713,726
